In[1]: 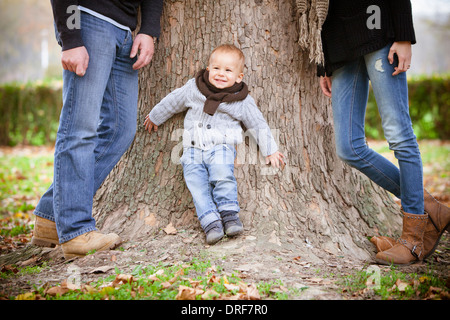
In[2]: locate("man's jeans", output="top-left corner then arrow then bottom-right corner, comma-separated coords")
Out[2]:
34,12 -> 138,243
181,144 -> 240,230
331,43 -> 424,215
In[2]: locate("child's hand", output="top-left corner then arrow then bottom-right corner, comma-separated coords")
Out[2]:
266,151 -> 286,169
144,114 -> 158,133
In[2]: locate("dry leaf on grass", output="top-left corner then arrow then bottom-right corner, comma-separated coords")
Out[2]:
176,285 -> 204,300
112,274 -> 134,287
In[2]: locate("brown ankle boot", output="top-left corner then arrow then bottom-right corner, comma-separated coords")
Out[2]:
31,216 -> 59,247
61,231 -> 122,259
422,189 -> 450,259
370,236 -> 396,252
375,211 -> 428,265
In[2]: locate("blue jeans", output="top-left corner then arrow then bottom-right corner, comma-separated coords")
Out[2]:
181,144 -> 240,230
331,43 -> 424,215
34,12 -> 138,243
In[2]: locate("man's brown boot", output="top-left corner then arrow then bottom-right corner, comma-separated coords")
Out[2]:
422,189 -> 450,259
61,231 -> 122,259
31,216 -> 59,247
375,211 -> 428,265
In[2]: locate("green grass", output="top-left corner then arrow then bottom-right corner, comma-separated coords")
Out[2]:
0,149 -> 53,218
8,258 -> 293,300
0,148 -> 53,246
337,264 -> 449,300
1,143 -> 449,300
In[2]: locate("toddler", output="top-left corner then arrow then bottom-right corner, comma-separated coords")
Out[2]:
144,44 -> 285,244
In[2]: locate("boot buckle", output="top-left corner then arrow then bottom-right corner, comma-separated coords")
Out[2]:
411,245 -> 422,259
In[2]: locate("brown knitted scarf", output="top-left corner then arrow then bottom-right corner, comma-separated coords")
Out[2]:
195,69 -> 249,116
295,0 -> 329,65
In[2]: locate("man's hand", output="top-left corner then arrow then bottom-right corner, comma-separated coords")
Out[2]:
61,46 -> 89,77
144,114 -> 158,133
388,41 -> 412,76
130,34 -> 155,70
266,151 -> 286,169
319,76 -> 332,98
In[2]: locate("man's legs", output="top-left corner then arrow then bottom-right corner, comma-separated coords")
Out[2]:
33,12 -> 138,250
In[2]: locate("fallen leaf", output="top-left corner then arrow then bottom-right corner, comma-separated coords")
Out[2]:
202,289 -> 220,300
90,266 -> 115,274
224,283 -> 240,292
112,274 -> 133,287
15,292 -> 36,300
63,279 -> 81,291
176,285 -> 204,300
45,286 -> 69,297
246,284 -> 261,300
148,275 -> 161,282
393,279 -> 410,292
309,277 -> 323,283
164,223 -> 177,235
208,275 -> 220,284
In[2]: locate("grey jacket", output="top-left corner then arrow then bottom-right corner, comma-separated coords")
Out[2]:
148,78 -> 278,157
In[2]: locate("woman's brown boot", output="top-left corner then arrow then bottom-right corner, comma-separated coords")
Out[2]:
375,211 -> 428,265
422,189 -> 450,259
370,236 -> 396,252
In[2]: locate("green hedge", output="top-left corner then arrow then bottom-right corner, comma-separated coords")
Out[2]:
366,75 -> 450,140
0,81 -> 62,146
0,75 -> 448,146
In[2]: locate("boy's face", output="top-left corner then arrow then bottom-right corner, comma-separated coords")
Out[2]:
207,51 -> 244,89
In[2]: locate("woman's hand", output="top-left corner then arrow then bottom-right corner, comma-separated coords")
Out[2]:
388,41 -> 412,76
319,76 -> 332,97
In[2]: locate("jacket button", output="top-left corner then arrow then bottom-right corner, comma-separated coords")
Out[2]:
206,124 -> 211,129
198,123 -> 203,127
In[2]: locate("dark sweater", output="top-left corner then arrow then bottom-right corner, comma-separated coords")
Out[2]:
51,0 -> 163,51
318,0 -> 416,76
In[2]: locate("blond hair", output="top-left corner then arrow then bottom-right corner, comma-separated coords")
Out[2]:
209,44 -> 245,73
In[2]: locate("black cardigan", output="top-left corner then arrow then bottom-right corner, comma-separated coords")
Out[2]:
51,0 -> 163,51
318,0 -> 416,77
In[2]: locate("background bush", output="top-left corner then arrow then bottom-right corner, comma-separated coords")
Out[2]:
0,75 -> 448,146
0,80 -> 62,146
365,74 -> 449,140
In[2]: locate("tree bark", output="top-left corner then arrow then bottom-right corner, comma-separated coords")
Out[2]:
93,0 -> 402,262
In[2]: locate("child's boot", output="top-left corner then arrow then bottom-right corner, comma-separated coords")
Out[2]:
204,220 -> 224,245
221,210 -> 243,236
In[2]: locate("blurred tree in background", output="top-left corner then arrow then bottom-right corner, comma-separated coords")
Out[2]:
0,0 -> 62,83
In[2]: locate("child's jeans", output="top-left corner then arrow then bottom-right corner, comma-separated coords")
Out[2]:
331,42 -> 424,215
181,144 -> 240,230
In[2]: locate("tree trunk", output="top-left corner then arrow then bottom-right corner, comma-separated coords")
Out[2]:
93,0 -> 401,262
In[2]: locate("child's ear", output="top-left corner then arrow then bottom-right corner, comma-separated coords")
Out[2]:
206,66 -> 210,72
236,73 -> 244,83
